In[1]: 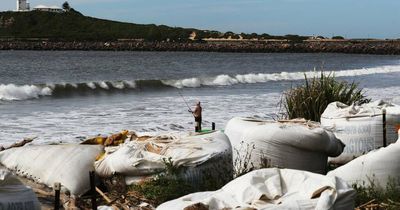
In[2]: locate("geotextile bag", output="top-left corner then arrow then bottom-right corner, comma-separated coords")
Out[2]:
94,131 -> 233,186
225,117 -> 344,174
0,169 -> 41,210
328,131 -> 400,189
321,100 -> 400,164
0,144 -> 104,196
157,168 -> 355,210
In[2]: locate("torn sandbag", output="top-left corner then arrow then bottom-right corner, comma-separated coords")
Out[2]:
0,144 -> 104,196
94,130 -> 232,186
321,100 -> 400,164
0,168 -> 41,209
224,117 -> 344,174
157,168 -> 356,210
81,130 -> 130,146
327,130 -> 400,189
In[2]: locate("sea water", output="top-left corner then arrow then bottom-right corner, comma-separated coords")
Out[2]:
0,51 -> 399,146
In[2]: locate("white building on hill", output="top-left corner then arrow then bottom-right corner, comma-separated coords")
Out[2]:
33,5 -> 64,13
16,0 -> 30,11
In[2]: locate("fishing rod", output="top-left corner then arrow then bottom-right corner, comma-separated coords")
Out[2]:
177,89 -> 195,117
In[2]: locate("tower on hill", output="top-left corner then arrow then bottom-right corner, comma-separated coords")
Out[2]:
17,0 -> 30,11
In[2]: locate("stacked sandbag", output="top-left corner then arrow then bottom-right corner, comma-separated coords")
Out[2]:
94,130 -> 233,187
321,100 -> 400,164
224,117 -> 344,174
157,168 -> 356,210
0,144 -> 104,196
327,130 -> 400,188
0,168 -> 41,210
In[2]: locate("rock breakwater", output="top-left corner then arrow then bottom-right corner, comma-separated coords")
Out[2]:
1,40 -> 400,54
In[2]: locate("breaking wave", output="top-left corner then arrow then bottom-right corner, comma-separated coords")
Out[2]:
0,84 -> 52,101
1,65 -> 399,101
0,81 -> 138,101
163,65 -> 400,88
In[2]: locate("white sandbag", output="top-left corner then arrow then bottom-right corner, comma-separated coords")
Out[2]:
0,144 -> 104,196
224,117 -> 344,174
0,168 -> 41,210
327,131 -> 400,188
157,168 -> 355,210
321,100 -> 400,164
95,131 -> 232,186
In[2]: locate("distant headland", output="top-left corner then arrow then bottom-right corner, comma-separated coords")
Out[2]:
1,4 -> 400,54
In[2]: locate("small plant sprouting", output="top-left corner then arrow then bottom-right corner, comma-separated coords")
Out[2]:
234,142 -> 256,178
352,176 -> 400,209
259,152 -> 273,168
162,157 -> 182,176
130,156 -> 234,205
129,157 -> 191,205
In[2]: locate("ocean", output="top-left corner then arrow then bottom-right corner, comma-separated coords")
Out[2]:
1,51 -> 399,146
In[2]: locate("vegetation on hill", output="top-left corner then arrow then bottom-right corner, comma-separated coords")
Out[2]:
0,4 -> 310,42
332,36 -> 345,39
0,10 -> 198,41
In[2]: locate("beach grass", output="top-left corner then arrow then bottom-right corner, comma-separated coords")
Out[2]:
281,72 -> 370,122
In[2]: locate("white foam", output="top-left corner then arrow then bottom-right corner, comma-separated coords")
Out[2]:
0,80 -> 137,101
209,74 -> 238,86
366,86 -> 400,104
111,81 -> 125,89
86,82 -> 96,89
162,65 -> 400,88
123,81 -> 136,88
0,92 -> 283,146
97,81 -> 109,89
0,84 -> 52,101
163,78 -> 202,88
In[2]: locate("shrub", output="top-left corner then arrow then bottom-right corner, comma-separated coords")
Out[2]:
353,177 -> 400,210
130,173 -> 192,205
281,72 -> 371,122
130,157 -> 232,205
332,36 -> 345,40
129,158 -> 192,205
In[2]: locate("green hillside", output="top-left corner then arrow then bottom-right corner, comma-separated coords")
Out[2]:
0,10 -> 309,42
0,10 -> 210,41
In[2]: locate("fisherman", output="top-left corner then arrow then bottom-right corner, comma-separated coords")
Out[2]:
190,101 -> 202,132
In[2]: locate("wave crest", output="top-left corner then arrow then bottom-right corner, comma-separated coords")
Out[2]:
0,84 -> 52,101
162,65 -> 400,88
0,81 -> 138,101
1,65 -> 399,101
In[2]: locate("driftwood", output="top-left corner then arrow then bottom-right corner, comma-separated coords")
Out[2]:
32,188 -> 53,196
356,199 -> 376,209
96,187 -> 113,203
355,198 -> 400,210
96,187 -> 129,210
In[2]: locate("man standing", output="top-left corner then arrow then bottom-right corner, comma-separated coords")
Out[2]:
190,101 -> 202,132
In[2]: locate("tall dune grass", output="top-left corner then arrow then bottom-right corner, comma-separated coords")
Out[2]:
281,72 -> 371,122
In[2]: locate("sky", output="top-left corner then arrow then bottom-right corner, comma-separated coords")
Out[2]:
1,0 -> 399,39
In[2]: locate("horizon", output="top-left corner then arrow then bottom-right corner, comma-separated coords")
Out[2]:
1,0 -> 399,39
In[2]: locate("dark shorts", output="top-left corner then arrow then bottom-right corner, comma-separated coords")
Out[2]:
195,117 -> 202,122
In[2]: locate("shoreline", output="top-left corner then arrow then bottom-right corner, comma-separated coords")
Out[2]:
1,40 -> 400,54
